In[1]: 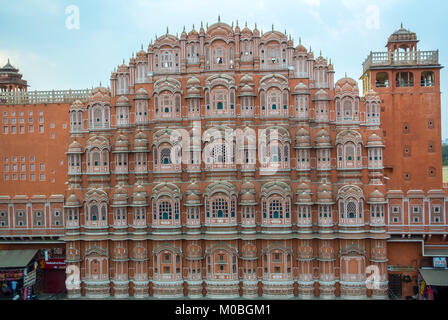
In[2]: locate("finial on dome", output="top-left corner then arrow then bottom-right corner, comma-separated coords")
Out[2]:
206,22 -> 208,29
176,32 -> 178,38
245,21 -> 247,27
345,72 -> 347,78
231,21 -> 234,28
254,22 -> 257,29
99,81 -> 102,87
284,29 -> 287,35
201,21 -> 203,28
401,22 -> 403,29
218,14 -> 220,22
141,44 -> 143,50
183,25 -> 185,32
166,26 -> 169,34
299,37 -> 301,45
236,19 -> 239,26
272,24 -> 274,31
320,50 -> 322,56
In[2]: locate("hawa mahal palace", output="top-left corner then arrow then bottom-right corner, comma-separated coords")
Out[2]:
0,19 -> 445,299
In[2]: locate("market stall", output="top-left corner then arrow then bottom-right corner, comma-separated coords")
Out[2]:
0,249 -> 39,300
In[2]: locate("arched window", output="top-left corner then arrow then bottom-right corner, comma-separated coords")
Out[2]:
91,205 -> 98,221
212,198 -> 228,218
205,194 -> 237,225
347,201 -> 357,219
338,194 -> 364,226
376,72 -> 389,87
154,250 -> 182,281
421,71 -> 435,87
161,51 -> 173,69
213,47 -> 226,68
263,196 -> 291,225
260,91 -> 266,111
263,250 -> 292,280
269,200 -> 283,219
270,145 -> 281,162
346,144 -> 354,162
212,89 -> 228,114
210,142 -> 232,165
343,99 -> 353,120
160,148 -> 171,164
161,94 -> 172,114
268,89 -> 280,112
153,198 -> 180,227
159,201 -> 172,220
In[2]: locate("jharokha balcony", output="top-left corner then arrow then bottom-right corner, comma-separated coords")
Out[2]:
362,50 -> 439,73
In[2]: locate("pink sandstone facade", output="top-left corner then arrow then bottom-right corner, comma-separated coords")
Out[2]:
0,21 -> 445,299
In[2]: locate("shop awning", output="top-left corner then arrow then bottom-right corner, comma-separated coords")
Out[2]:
419,268 -> 448,286
424,248 -> 448,257
0,249 -> 38,268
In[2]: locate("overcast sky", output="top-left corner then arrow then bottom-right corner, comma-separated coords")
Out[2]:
0,0 -> 446,138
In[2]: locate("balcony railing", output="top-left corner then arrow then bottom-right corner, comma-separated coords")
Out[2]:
363,50 -> 439,73
0,89 -> 91,105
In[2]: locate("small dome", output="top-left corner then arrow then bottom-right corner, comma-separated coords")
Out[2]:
241,180 -> 255,192
112,185 -> 128,205
186,181 -> 201,191
134,131 -> 148,150
364,90 -> 380,101
116,95 -> 130,107
293,82 -> 309,95
68,140 -> 83,153
315,56 -> 327,65
313,89 -> 330,101
132,184 -> 147,204
187,76 -> 201,87
136,49 -> 146,59
296,183 -> 312,204
241,26 -> 253,36
89,87 -> 111,103
335,77 -> 359,95
241,192 -> 255,201
367,133 -> 384,148
70,100 -> 84,110
188,28 -> 199,39
65,193 -> 81,207
185,182 -> 201,206
295,44 -> 307,53
317,184 -> 333,202
114,134 -> 129,151
368,189 -> 385,203
186,192 -> 201,203
240,180 -> 256,205
240,74 -> 254,85
117,63 -> 128,73
315,129 -> 331,147
388,24 -> 417,43
240,84 -> 254,94
134,87 -> 149,100
187,86 -> 201,96
295,128 -> 311,147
